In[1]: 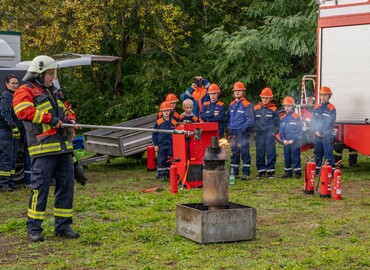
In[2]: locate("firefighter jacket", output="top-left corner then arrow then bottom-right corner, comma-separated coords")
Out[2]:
180,86 -> 210,118
279,111 -> 302,142
0,88 -> 22,130
200,100 -> 225,137
227,97 -> 254,136
152,117 -> 177,149
254,102 -> 280,135
12,81 -> 74,158
157,110 -> 179,122
179,113 -> 199,123
311,101 -> 336,137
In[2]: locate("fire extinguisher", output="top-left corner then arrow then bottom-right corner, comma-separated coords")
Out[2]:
146,144 -> 156,171
319,160 -> 332,198
332,161 -> 342,200
304,157 -> 316,194
170,158 -> 180,194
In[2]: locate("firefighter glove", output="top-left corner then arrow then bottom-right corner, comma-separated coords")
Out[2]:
12,127 -> 21,139
74,161 -> 87,186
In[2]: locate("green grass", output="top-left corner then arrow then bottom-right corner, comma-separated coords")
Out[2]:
0,145 -> 369,269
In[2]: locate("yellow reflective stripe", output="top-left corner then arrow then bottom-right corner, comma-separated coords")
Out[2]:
10,170 -> 15,174
0,171 -> 12,176
36,102 -> 52,112
42,123 -> 51,133
57,100 -> 65,108
54,208 -> 73,218
32,110 -> 45,124
28,208 -> 45,220
65,141 -> 73,150
14,102 -> 34,114
28,142 -> 61,156
31,190 -> 38,211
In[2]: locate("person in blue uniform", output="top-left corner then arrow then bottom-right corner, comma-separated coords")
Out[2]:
179,99 -> 199,123
200,83 -> 225,138
227,81 -> 254,180
311,86 -> 336,174
279,96 -> 302,179
254,87 -> 280,179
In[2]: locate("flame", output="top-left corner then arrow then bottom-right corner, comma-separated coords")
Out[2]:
219,138 -> 229,146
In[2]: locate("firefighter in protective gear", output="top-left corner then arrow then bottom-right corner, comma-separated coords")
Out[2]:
311,86 -> 336,174
152,102 -> 177,180
227,82 -> 254,180
279,96 -> 302,178
254,87 -> 280,179
13,55 -> 80,242
180,76 -> 210,118
0,74 -> 21,192
200,84 -> 225,138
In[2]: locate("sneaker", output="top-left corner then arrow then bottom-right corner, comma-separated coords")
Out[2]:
55,227 -> 80,239
267,172 -> 275,179
281,173 -> 292,178
28,232 -> 45,242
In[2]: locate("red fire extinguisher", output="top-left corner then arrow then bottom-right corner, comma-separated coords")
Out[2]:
332,161 -> 342,200
170,158 -> 180,194
319,160 -> 332,198
304,157 -> 316,194
146,144 -> 156,171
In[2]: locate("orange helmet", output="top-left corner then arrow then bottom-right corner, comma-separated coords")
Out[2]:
319,86 -> 333,95
282,96 -> 295,105
159,101 -> 172,111
208,84 -> 220,93
165,93 -> 179,103
232,81 -> 246,91
260,87 -> 274,98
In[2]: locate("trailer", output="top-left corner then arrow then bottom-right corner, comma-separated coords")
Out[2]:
302,0 -> 370,155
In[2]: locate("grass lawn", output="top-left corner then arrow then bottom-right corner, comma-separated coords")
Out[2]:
0,145 -> 369,269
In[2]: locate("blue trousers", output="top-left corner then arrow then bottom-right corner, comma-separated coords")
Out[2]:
314,135 -> 334,173
230,133 -> 251,176
27,153 -> 75,234
256,132 -> 276,174
156,147 -> 172,178
283,142 -> 301,176
0,129 -> 18,188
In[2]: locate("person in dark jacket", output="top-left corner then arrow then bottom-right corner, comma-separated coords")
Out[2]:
254,87 -> 280,179
179,99 -> 199,124
0,74 -> 21,191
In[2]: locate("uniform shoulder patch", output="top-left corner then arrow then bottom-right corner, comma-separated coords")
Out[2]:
171,119 -> 177,125
314,104 -> 320,109
269,106 -> 277,112
229,100 -> 236,106
327,103 -> 336,111
157,118 -> 165,125
242,100 -> 251,107
254,104 -> 262,110
203,101 -> 211,106
192,116 -> 199,122
216,101 -> 224,106
292,112 -> 299,119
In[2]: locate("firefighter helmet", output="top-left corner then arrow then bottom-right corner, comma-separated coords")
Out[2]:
27,55 -> 58,73
166,93 -> 179,103
319,86 -> 333,96
282,96 -> 295,105
232,81 -> 246,91
159,101 -> 172,111
260,87 -> 274,98
208,84 -> 221,93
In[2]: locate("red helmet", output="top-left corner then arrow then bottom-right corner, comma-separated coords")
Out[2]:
260,87 -> 274,98
208,84 -> 220,93
165,93 -> 179,103
232,81 -> 246,91
319,86 -> 333,95
159,101 -> 172,111
282,96 -> 295,105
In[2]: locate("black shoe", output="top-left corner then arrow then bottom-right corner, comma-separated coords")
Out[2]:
281,173 -> 292,178
241,175 -> 250,180
55,227 -> 80,239
293,174 -> 301,179
256,173 -> 265,179
267,172 -> 275,179
28,232 -> 45,242
0,186 -> 13,192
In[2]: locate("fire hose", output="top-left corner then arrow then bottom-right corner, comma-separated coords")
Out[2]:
62,123 -> 203,140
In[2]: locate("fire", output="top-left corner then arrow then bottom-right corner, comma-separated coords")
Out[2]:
218,138 -> 229,146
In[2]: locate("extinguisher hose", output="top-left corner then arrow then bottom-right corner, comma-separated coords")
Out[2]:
315,167 -> 321,191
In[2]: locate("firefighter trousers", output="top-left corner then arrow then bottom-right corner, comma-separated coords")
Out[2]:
0,129 -> 18,188
314,135 -> 334,173
156,147 -> 172,178
334,143 -> 358,166
283,142 -> 301,176
27,153 -> 75,234
230,133 -> 251,176
256,132 -> 276,175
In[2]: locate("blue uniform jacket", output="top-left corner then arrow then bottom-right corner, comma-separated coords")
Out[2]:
0,88 -> 21,130
311,102 -> 336,137
279,111 -> 302,142
254,102 -> 280,135
152,117 -> 177,148
200,100 -> 225,137
179,113 -> 199,123
227,97 -> 254,136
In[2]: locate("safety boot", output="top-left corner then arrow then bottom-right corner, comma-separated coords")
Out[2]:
28,232 -> 45,242
55,227 -> 80,239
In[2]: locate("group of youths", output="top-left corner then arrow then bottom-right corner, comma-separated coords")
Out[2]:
152,76 -> 337,181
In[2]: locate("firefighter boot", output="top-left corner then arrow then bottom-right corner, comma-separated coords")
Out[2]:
28,232 -> 45,242
55,227 -> 80,239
